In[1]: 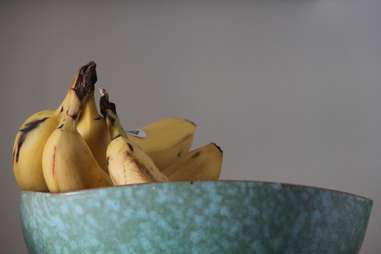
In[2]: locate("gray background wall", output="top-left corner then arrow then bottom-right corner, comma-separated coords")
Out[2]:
0,0 -> 379,253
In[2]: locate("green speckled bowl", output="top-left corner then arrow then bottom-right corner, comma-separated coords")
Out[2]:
20,181 -> 372,254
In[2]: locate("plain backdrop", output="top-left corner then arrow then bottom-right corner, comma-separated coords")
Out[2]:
0,0 -> 380,253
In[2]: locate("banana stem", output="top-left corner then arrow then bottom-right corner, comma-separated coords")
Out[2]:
99,88 -> 128,139
73,61 -> 97,101
55,61 -> 97,116
107,118 -> 127,140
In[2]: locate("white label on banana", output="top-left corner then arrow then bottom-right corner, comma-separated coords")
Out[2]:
127,129 -> 147,138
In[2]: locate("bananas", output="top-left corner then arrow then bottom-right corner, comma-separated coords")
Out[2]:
77,93 -> 110,172
12,61 -> 97,191
162,143 -> 223,181
127,117 -> 196,170
42,90 -> 111,192
101,89 -> 168,185
12,61 -> 224,193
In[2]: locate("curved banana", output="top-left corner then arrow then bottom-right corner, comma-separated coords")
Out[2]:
12,61 -> 97,191
162,143 -> 223,181
77,93 -> 110,172
12,110 -> 59,191
127,117 -> 196,170
42,84 -> 111,193
100,89 -> 168,185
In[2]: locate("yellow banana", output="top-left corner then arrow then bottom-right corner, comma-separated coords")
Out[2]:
77,93 -> 110,172
42,84 -> 111,193
106,136 -> 168,185
162,143 -> 223,181
100,89 -> 168,185
12,61 -> 96,191
127,117 -> 196,170
12,110 -> 59,191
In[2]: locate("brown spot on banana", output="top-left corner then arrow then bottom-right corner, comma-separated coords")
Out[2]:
71,113 -> 78,120
127,143 -> 134,152
125,152 -> 155,181
50,146 -> 61,192
137,162 -> 157,182
192,151 -> 201,159
15,117 -> 49,163
111,134 -> 121,141
52,146 -> 57,177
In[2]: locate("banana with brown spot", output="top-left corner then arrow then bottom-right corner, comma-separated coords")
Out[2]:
42,84 -> 111,193
12,61 -> 97,191
127,117 -> 196,170
162,143 -> 223,181
100,89 -> 168,185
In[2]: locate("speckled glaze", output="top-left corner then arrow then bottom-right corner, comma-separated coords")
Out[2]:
20,181 -> 372,254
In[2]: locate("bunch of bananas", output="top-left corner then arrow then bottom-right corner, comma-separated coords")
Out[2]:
12,62 -> 223,193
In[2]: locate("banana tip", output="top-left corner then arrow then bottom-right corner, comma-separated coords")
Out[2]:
211,143 -> 223,154
184,118 -> 197,127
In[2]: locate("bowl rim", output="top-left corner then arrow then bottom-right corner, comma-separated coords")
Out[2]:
21,180 -> 373,203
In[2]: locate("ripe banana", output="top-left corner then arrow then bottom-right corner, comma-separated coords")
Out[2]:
100,89 -> 168,185
77,93 -> 110,172
12,61 -> 97,191
42,84 -> 111,193
12,110 -> 59,191
127,117 -> 196,170
162,143 -> 223,181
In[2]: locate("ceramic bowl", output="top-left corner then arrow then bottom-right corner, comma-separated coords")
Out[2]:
20,181 -> 372,254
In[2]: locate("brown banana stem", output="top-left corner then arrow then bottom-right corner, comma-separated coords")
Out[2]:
99,88 -> 116,119
73,61 -> 97,101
